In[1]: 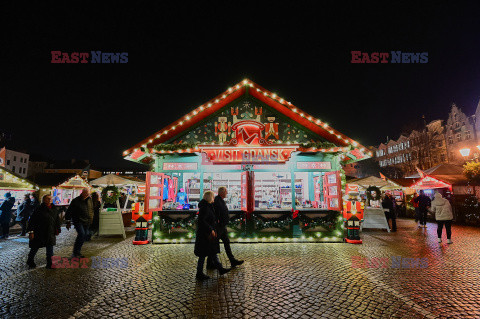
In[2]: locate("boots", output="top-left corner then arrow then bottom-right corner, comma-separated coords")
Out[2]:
27,259 -> 36,269
230,259 -> 244,267
196,273 -> 210,280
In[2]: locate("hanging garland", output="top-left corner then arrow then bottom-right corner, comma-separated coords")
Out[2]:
101,186 -> 120,204
227,214 -> 243,232
153,143 -> 198,152
366,186 -> 382,202
161,214 -> 197,232
254,214 -> 292,231
300,142 -> 337,150
299,213 -> 339,232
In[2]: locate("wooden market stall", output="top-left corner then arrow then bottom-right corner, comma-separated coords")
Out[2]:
0,166 -> 38,211
123,79 -> 371,242
31,173 -> 90,208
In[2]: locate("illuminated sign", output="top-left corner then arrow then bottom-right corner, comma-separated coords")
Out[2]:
162,162 -> 198,170
296,162 -> 332,170
200,147 -> 297,164
412,176 -> 451,190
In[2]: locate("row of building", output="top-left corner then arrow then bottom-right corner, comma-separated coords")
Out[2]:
0,147 -> 146,179
371,101 -> 480,177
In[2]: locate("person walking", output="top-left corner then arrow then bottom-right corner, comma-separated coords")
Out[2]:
194,191 -> 231,281
0,193 -> 15,239
410,192 -> 420,225
89,191 -> 101,238
16,194 -> 33,236
430,192 -> 454,244
414,190 -> 431,228
207,187 -> 244,269
65,188 -> 93,258
26,194 -> 61,269
382,193 -> 397,232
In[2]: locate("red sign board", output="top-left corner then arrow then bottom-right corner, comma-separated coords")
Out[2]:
162,162 -> 198,170
296,161 -> 332,170
200,147 -> 296,164
412,176 -> 451,190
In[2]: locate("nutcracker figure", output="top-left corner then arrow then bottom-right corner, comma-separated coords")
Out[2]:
343,185 -> 364,244
264,117 -> 279,139
131,202 -> 152,245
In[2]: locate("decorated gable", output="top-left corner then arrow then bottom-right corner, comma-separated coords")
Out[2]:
170,96 -> 327,146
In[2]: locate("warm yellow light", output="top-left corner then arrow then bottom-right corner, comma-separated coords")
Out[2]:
460,148 -> 471,157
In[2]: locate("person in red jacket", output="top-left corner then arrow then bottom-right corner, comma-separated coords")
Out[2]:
410,192 -> 420,225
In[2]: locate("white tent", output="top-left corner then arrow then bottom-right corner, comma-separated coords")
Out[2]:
348,176 -> 403,190
90,174 -> 145,210
90,174 -> 143,187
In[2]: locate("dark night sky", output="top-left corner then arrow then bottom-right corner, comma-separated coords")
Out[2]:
4,1 -> 480,168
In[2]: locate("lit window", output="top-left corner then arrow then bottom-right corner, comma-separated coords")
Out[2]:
456,133 -> 461,142
466,131 -> 471,140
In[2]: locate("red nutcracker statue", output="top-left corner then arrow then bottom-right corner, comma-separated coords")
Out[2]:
131,202 -> 152,245
343,184 -> 364,244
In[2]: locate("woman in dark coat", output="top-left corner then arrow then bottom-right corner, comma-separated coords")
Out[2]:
27,194 -> 61,269
194,191 -> 230,280
88,192 -> 101,239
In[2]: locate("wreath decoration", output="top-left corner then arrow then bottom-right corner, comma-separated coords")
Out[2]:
366,186 -> 382,202
101,186 -> 120,204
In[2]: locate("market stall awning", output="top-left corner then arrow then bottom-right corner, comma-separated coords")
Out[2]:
405,163 -> 463,178
123,79 -> 371,165
348,176 -> 403,190
30,173 -> 89,189
90,174 -> 145,187
0,166 -> 38,190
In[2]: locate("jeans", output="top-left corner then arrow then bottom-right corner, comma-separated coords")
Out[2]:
73,223 -> 89,256
20,218 -> 28,236
437,220 -> 452,239
197,254 -> 222,274
0,221 -> 10,238
419,209 -> 428,226
28,245 -> 54,265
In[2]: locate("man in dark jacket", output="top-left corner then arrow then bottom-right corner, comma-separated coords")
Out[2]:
0,193 -> 15,239
65,188 -> 93,257
207,187 -> 244,269
382,194 -> 397,232
16,194 -> 33,236
414,190 -> 431,228
27,194 -> 61,269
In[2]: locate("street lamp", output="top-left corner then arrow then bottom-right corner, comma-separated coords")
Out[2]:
459,148 -> 471,158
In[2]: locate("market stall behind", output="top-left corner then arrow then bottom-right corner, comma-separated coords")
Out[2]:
89,173 -> 145,226
31,173 -> 90,210
0,166 -> 39,225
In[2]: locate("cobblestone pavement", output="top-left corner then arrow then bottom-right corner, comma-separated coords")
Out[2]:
1,219 -> 480,319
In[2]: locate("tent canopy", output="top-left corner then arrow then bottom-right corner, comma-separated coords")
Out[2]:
90,174 -> 145,187
348,176 -> 403,190
406,163 -> 463,178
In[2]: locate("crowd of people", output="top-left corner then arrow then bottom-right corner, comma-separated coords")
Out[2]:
0,185 -> 455,273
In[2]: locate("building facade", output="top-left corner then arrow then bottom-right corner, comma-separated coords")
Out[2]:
372,101 -> 480,176
1,148 -> 30,177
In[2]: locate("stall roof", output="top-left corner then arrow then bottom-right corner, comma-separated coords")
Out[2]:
0,166 -> 38,190
30,173 -> 89,188
389,178 -> 416,188
405,163 -> 463,178
348,176 -> 403,190
124,79 -> 371,164
89,174 -> 145,187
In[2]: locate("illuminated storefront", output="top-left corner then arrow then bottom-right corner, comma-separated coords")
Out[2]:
124,80 -> 370,242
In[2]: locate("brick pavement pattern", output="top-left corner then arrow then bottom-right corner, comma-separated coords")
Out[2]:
1,219 -> 479,318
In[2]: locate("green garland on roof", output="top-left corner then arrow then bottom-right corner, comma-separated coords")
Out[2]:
153,143 -> 198,152
300,142 -> 338,149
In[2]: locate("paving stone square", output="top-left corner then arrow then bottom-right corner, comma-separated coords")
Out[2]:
1,219 -> 480,318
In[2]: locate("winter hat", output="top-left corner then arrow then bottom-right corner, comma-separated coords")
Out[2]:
4,192 -> 11,198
